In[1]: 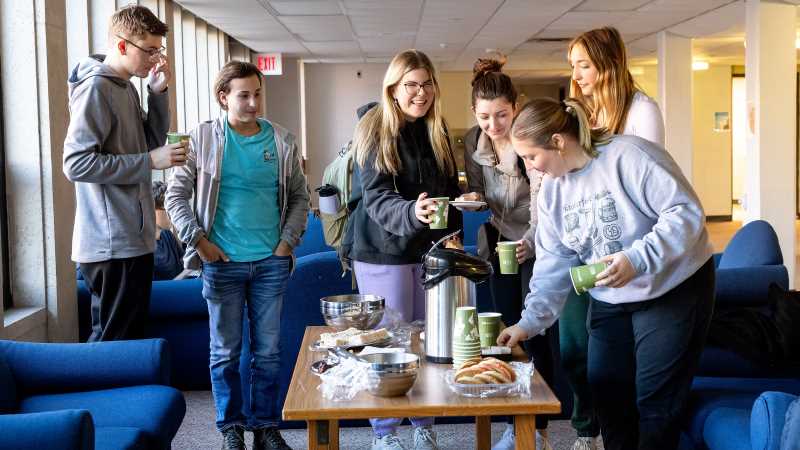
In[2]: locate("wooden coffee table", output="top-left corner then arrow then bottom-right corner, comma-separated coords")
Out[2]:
283,326 -> 561,450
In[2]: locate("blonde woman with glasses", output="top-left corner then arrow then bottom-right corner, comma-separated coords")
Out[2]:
559,26 -> 665,450
341,49 -> 463,450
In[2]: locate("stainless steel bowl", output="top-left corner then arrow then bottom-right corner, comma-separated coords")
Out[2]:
361,353 -> 419,397
320,294 -> 385,331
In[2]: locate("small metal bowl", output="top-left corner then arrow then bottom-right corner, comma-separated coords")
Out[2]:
361,353 -> 419,397
320,294 -> 385,331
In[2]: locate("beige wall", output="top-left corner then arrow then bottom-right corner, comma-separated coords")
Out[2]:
302,63 -> 387,202
438,71 -> 475,132
692,65 -> 733,217
633,65 -> 659,102
264,57 -> 302,138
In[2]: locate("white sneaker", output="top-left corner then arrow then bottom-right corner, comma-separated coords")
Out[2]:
412,426 -> 439,450
492,425 -> 553,450
492,424 -> 514,450
371,433 -> 406,450
571,436 -> 598,450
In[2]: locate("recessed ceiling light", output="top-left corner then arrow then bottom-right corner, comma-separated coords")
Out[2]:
692,60 -> 709,71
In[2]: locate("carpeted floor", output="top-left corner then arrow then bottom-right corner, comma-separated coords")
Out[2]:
174,391 -> 604,450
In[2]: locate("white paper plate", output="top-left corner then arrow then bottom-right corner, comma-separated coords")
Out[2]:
450,200 -> 487,211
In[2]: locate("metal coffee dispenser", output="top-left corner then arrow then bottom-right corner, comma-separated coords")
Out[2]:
422,232 -> 492,363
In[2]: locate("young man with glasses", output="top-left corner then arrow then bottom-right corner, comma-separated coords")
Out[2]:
63,5 -> 186,341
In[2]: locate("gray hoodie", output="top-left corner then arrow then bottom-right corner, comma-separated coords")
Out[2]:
63,55 -> 169,263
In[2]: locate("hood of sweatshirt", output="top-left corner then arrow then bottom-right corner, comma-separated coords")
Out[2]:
68,55 -> 129,98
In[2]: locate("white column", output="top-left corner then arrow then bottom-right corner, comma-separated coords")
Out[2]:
744,0 -> 797,287
657,31 -> 693,182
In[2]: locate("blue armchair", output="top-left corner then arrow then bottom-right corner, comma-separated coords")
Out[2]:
701,391 -> 799,450
0,339 -> 186,450
682,220 -> 800,448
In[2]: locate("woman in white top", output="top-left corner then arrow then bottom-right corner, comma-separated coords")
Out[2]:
559,26 -> 665,450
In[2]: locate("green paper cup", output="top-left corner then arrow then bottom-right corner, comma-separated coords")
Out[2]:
429,197 -> 449,229
569,262 -> 608,294
167,132 -> 190,145
478,312 -> 502,348
497,241 -> 519,275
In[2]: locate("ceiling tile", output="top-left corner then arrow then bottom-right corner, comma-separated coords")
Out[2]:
668,1 -> 744,38
574,0 -> 652,11
267,1 -> 341,15
343,0 -> 423,37
303,40 -> 362,56
278,15 -> 353,41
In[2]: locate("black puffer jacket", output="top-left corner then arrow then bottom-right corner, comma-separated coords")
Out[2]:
343,118 -> 463,265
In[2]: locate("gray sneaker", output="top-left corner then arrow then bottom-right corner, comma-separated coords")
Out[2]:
371,433 -> 406,450
492,425 -> 553,450
412,426 -> 439,450
492,424 -> 514,450
571,436 -> 598,450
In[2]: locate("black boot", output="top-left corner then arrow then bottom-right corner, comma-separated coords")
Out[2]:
253,427 -> 292,450
221,425 -> 246,450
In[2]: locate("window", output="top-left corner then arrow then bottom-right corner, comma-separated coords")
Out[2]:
0,68 -> 9,311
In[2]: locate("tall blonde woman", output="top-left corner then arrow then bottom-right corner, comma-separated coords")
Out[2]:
559,26 -> 665,450
458,56 -> 555,450
342,49 -> 463,450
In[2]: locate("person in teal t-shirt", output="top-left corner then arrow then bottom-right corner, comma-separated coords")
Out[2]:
165,61 -> 309,450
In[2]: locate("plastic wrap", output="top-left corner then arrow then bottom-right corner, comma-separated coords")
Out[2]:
444,361 -> 533,398
317,354 -> 371,401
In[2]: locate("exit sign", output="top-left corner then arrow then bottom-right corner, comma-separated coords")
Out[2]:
256,53 -> 282,75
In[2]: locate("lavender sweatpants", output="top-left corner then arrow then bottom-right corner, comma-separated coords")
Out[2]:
353,260 -> 434,436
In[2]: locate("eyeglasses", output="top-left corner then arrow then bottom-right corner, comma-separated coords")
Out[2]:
116,35 -> 166,58
402,81 -> 435,95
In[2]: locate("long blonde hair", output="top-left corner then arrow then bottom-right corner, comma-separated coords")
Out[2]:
511,98 -> 608,158
353,49 -> 454,176
568,27 -> 638,134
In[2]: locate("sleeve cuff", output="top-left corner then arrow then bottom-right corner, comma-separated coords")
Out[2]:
623,248 -> 646,274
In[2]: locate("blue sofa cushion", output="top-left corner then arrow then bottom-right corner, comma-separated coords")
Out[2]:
0,339 -> 170,395
19,385 -> 185,448
718,220 -> 783,269
781,396 -> 800,450
95,427 -> 147,450
0,409 -> 94,450
703,407 -> 751,450
0,356 -> 16,413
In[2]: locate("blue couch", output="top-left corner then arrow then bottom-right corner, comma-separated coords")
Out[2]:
0,339 -> 186,450
701,391 -> 798,450
681,220 -> 800,449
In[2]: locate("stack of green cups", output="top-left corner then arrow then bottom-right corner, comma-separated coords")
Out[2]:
478,312 -> 502,348
452,306 -> 481,368
496,241 -> 519,275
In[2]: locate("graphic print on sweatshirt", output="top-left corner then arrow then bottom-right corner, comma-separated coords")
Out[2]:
562,189 -> 623,258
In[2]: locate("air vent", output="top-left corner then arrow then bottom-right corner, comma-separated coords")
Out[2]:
525,37 -> 572,44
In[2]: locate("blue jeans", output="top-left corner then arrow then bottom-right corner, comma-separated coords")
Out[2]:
587,258 -> 715,450
202,255 -> 292,431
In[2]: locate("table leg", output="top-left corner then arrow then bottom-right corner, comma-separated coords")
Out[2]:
513,415 -> 536,450
307,419 -> 339,450
475,416 -> 491,450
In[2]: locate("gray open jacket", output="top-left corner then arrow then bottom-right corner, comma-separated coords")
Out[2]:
165,117 -> 309,270
463,126 -> 543,253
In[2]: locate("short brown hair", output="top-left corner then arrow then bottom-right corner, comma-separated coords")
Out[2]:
110,5 -> 168,39
213,61 -> 263,110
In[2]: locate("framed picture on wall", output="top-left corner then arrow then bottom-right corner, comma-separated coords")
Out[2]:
714,111 -> 730,132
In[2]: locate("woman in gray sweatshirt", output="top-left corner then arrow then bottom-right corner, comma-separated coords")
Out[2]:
498,98 -> 714,450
